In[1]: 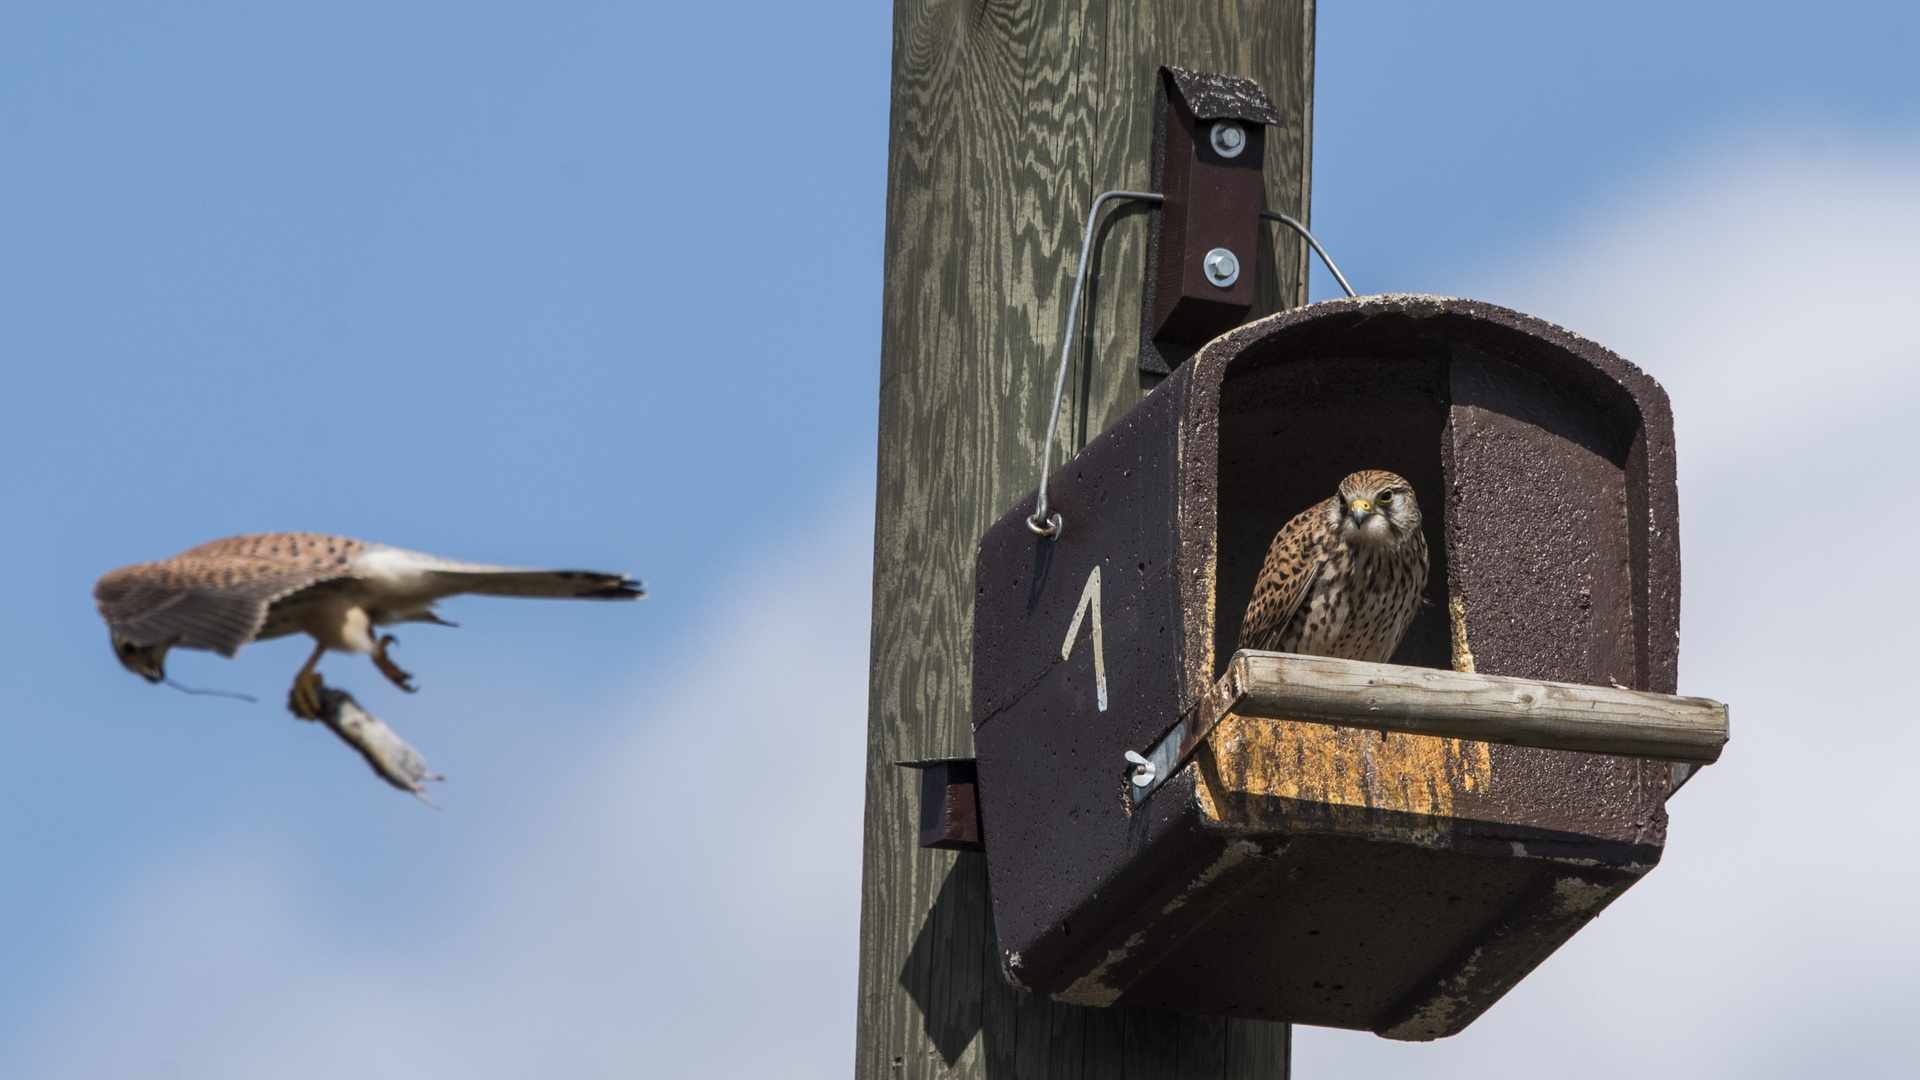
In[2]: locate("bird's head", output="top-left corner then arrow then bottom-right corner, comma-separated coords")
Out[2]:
111,634 -> 171,683
1335,470 -> 1421,548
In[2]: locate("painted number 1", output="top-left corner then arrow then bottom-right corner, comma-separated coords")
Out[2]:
1062,565 -> 1108,712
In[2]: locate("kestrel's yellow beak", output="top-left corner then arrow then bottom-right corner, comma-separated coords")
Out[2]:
1349,498 -> 1373,521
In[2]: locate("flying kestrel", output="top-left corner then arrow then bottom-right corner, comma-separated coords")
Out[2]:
95,532 -> 642,717
1239,470 -> 1429,663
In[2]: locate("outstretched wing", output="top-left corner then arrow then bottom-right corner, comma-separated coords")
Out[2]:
95,557 -> 353,657
1238,498 -> 1333,653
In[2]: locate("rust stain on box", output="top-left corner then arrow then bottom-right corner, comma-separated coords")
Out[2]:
1197,715 -> 1493,833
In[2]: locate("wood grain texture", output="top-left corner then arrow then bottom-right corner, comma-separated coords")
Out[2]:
1201,651 -> 1728,765
859,2 -> 1313,1077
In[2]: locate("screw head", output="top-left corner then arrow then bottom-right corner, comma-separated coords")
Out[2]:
1209,120 -> 1247,158
1203,247 -> 1240,288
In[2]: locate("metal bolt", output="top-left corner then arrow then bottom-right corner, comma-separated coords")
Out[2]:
1124,750 -> 1157,787
1209,120 -> 1247,158
1203,247 -> 1240,288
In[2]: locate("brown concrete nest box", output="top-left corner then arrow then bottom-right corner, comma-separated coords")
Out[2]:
966,294 -> 1728,1041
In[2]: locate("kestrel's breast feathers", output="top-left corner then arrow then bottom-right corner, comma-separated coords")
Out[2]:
1239,497 -> 1335,653
1239,471 -> 1429,663
96,532 -> 641,657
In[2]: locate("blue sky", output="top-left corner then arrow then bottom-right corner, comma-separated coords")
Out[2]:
1,2 -> 1916,1077
1307,1 -> 1920,297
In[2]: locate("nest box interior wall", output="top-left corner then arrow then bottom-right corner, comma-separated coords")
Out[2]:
1445,341 -> 1651,691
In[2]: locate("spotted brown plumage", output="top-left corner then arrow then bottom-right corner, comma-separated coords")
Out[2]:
95,532 -> 643,717
1239,471 -> 1429,663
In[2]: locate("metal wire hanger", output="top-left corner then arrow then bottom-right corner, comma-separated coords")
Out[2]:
1026,192 -> 1356,539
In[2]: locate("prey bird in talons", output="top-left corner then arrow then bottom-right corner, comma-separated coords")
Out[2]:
1239,470 -> 1429,663
95,533 -> 643,717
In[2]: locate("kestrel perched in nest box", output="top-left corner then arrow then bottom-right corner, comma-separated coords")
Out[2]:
1239,470 -> 1429,663
95,533 -> 642,717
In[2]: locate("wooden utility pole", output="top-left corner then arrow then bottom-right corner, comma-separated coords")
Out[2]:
858,4 -> 1315,1078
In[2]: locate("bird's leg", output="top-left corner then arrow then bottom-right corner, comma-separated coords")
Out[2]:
371,635 -> 416,693
288,641 -> 328,719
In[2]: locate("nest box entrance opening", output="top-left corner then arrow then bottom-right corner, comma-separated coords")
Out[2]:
1210,301 -> 1660,692
1213,351 -> 1451,677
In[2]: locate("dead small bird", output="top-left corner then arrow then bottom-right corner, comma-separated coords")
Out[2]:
1239,470 -> 1429,663
95,532 -> 643,718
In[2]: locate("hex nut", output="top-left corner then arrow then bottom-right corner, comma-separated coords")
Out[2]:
1204,248 -> 1241,288
1209,120 -> 1247,158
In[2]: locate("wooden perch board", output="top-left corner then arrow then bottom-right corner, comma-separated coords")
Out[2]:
1183,650 -> 1729,766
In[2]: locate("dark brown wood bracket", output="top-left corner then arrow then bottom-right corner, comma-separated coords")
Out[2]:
897,757 -> 984,851
1139,66 -> 1284,376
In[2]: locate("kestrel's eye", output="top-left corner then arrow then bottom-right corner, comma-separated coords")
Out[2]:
1378,489 -> 1394,504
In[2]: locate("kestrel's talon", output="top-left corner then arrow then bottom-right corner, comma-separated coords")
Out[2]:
286,640 -> 329,719
372,634 -> 416,693
289,669 -> 324,719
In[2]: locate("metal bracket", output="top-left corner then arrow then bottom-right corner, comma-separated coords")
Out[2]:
1670,761 -> 1699,795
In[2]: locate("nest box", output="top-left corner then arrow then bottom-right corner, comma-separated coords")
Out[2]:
966,294 -> 1726,1040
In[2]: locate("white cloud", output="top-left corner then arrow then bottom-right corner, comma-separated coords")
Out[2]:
1296,141 -> 1920,1077
1465,140 -> 1920,470
21,490 -> 875,1080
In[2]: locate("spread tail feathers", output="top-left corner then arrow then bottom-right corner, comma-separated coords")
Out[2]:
425,569 -> 644,600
